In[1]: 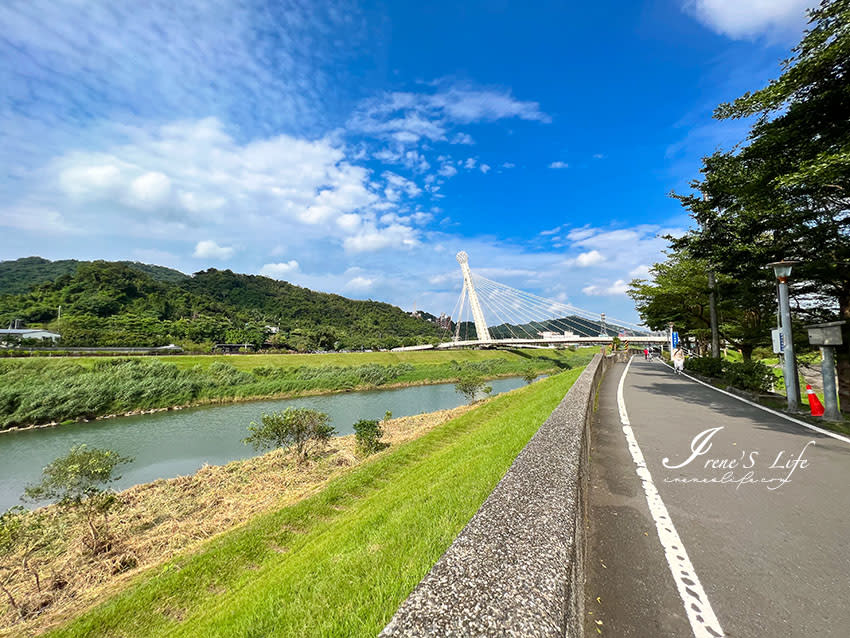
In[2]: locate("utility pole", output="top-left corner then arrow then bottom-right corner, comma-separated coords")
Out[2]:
769,261 -> 800,412
708,271 -> 720,358
668,322 -> 675,356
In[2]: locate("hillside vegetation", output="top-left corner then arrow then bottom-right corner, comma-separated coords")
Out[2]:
0,258 -> 443,351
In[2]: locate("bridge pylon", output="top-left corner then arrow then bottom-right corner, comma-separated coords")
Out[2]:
456,251 -> 491,343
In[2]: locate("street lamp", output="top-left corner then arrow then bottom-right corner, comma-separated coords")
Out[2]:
768,260 -> 800,411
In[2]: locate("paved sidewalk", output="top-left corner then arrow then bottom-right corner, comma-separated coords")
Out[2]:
586,358 -> 850,637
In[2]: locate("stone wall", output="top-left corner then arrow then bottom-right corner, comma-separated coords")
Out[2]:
381,354 -> 612,637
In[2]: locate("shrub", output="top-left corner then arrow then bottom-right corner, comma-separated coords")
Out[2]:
455,374 -> 492,404
685,356 -> 724,378
353,419 -> 388,455
722,361 -> 774,393
522,367 -> 538,384
244,408 -> 336,463
24,445 -> 132,554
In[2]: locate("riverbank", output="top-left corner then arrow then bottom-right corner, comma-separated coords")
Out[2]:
0,371 -> 539,434
0,403 -> 478,636
0,348 -> 590,431
32,368 -> 582,638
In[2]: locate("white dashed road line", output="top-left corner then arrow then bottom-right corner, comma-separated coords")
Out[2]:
617,356 -> 725,638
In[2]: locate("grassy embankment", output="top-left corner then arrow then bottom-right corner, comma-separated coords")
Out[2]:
0,348 -> 592,430
38,367 -> 583,638
0,405 -> 476,635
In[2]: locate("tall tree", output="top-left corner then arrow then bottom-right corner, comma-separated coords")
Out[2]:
674,0 -> 850,409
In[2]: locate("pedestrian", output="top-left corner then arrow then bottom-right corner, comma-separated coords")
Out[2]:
644,347 -> 649,360
672,347 -> 685,374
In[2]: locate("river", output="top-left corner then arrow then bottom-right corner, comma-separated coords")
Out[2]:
0,376 -> 532,512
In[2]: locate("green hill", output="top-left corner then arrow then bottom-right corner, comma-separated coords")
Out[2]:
0,256 -> 188,295
0,259 -> 444,351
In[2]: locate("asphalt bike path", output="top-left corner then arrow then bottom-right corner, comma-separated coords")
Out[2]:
586,357 -> 850,637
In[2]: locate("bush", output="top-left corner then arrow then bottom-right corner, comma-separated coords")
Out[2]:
24,445 -> 132,554
722,361 -> 774,393
685,356 -> 724,378
353,419 -> 388,455
244,408 -> 336,463
455,374 -> 492,404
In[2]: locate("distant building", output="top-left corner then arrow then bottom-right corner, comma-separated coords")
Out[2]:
0,329 -> 61,342
436,313 -> 452,330
537,330 -> 577,339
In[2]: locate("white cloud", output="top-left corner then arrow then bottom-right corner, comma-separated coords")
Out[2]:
348,83 -> 549,149
1,206 -> 75,234
575,250 -> 605,267
501,162 -> 516,169
592,153 -> 606,159
540,225 -> 561,236
582,279 -> 630,296
629,264 -> 651,277
685,0 -> 815,39
343,223 -> 419,253
549,161 -> 569,169
479,164 -> 491,174
6,118 -> 430,255
383,171 -> 421,197
129,171 -> 171,208
193,240 -> 234,260
464,158 -> 477,169
60,163 -> 123,197
260,260 -> 300,278
438,164 -> 458,178
345,275 -> 374,291
451,133 -> 474,145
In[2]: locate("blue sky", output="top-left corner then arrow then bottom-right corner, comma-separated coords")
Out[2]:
0,0 -> 816,323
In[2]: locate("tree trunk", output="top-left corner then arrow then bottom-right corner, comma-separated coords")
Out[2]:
0,580 -> 19,615
838,291 -> 850,415
741,344 -> 754,361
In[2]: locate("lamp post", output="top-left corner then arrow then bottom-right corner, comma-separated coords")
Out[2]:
768,261 -> 799,412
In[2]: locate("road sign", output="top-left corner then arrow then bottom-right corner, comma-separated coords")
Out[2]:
771,328 -> 784,354
672,331 -> 679,348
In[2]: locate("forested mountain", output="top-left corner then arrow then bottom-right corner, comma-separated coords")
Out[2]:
0,257 -> 188,295
0,259 -> 444,350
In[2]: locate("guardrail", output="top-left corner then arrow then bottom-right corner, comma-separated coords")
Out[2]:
380,353 -> 614,637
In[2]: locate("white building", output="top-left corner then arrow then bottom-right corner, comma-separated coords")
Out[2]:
0,328 -> 61,342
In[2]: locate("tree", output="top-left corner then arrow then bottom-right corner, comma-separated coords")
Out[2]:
352,419 -> 388,455
672,0 -> 850,403
244,408 -> 336,463
24,445 -> 132,553
455,374 -> 492,404
522,367 -> 538,384
628,251 -> 775,359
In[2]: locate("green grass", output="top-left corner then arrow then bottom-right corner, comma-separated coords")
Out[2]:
5,348 -> 589,371
0,349 -> 593,429
46,367 -> 584,638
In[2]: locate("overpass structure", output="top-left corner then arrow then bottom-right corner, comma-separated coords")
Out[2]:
396,252 -> 665,351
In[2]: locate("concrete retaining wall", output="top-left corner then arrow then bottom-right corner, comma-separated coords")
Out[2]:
380,354 -> 613,637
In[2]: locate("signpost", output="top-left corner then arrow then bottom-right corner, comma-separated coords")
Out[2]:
771,328 -> 784,354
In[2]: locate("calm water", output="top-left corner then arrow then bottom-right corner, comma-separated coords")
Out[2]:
0,377 -> 530,512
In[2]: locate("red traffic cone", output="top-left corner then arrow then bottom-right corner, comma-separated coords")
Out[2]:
806,384 -> 825,417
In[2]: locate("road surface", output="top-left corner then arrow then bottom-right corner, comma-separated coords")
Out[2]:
586,357 -> 850,637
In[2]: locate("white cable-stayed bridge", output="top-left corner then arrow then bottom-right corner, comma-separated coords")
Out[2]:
396,251 -> 667,351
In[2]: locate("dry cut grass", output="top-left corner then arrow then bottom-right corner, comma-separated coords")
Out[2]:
0,405 -> 475,637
